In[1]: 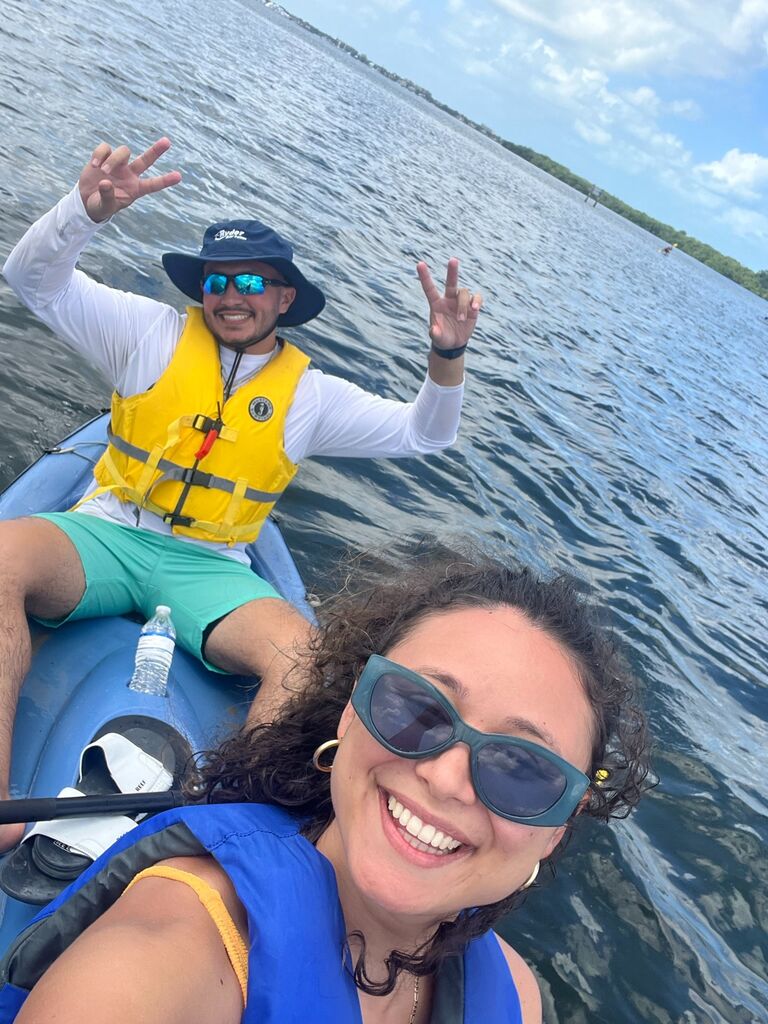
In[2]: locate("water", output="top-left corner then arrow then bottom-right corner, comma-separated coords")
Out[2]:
1,2 -> 766,1020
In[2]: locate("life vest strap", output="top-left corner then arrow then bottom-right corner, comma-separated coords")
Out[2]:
70,446 -> 143,513
94,433 -> 279,543
157,510 -> 271,542
135,443 -> 165,498
107,429 -> 281,503
220,477 -> 249,537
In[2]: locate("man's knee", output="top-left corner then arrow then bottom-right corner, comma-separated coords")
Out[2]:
0,519 -> 46,589
203,597 -> 312,676
0,517 -> 85,615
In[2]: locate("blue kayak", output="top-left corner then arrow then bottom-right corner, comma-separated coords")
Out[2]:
0,413 -> 314,952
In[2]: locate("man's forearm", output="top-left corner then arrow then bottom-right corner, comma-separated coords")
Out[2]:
3,186 -> 100,314
3,186 -> 178,388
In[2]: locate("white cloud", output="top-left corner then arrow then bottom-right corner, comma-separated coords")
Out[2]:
462,58 -> 499,79
525,39 -> 616,105
523,39 -> 693,174
668,99 -> 701,119
619,86 -> 701,119
718,205 -> 768,239
489,0 -> 768,76
397,23 -> 435,52
441,16 -> 528,76
574,119 -> 612,146
624,86 -> 660,114
695,148 -> 768,199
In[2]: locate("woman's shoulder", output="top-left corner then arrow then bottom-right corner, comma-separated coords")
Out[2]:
139,855 -> 248,938
493,934 -> 543,1024
13,855 -> 248,1024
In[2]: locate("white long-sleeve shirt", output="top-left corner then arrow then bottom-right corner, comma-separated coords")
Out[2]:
3,188 -> 464,563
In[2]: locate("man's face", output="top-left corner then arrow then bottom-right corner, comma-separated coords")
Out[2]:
201,260 -> 296,352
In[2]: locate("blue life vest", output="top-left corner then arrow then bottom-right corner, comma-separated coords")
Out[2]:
0,803 -> 521,1022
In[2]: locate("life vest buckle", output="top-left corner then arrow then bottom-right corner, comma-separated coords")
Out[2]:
180,468 -> 213,488
162,512 -> 194,528
192,414 -> 217,433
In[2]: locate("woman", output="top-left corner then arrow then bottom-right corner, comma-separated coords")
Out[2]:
3,548 -> 650,1023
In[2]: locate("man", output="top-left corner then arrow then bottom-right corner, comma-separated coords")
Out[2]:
0,137 -> 482,850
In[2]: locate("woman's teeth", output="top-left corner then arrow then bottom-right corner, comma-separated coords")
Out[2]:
387,795 -> 462,856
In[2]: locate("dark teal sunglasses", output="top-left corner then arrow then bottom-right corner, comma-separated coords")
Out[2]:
202,272 -> 288,296
351,655 -> 590,827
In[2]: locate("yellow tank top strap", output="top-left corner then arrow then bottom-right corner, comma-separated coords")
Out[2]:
125,864 -> 248,1004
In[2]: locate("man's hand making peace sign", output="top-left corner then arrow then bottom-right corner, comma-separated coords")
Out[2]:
78,136 -> 182,223
417,258 -> 483,384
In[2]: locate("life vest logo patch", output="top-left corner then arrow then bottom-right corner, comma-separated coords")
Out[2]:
249,397 -> 274,422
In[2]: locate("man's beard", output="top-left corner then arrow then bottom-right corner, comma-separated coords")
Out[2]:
209,312 -> 281,352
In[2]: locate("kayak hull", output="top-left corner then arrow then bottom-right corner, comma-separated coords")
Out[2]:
0,413 -> 313,951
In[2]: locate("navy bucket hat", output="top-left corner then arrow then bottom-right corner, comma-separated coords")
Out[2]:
161,219 -> 326,327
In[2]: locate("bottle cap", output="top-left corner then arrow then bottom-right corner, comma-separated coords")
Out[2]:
156,605 -> 171,616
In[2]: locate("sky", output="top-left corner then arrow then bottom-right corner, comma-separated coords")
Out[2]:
276,0 -> 768,272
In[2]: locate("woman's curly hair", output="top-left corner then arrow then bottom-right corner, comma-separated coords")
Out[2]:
198,543 -> 652,995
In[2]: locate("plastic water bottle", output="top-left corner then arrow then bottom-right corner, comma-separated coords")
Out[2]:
128,605 -> 176,697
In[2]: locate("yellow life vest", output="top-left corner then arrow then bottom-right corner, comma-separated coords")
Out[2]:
85,307 -> 310,545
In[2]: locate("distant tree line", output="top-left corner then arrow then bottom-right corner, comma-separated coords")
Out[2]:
498,142 -> 768,298
268,2 -> 768,301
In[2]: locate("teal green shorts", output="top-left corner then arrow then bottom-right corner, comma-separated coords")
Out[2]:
32,512 -> 282,673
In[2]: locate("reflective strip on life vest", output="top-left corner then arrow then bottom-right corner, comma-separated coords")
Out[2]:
107,427 -> 282,504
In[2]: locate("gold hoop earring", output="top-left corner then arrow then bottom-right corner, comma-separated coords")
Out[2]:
312,739 -> 340,773
521,861 -> 540,890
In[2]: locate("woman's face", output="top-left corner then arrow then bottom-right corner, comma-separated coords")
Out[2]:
324,604 -> 595,924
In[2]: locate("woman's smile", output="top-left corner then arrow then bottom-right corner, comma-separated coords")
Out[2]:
377,787 -> 473,869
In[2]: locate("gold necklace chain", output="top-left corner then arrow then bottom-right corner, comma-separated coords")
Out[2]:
408,975 -> 420,1024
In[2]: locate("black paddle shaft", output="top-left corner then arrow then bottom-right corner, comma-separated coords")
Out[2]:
0,791 -> 186,825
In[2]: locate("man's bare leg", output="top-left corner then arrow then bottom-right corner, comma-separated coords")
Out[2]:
0,518 -> 87,850
203,598 -> 314,728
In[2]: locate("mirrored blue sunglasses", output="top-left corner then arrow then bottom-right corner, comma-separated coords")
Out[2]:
351,655 -> 591,827
202,272 -> 288,296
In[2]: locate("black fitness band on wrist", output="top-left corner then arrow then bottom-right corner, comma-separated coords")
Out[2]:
430,343 -> 467,360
